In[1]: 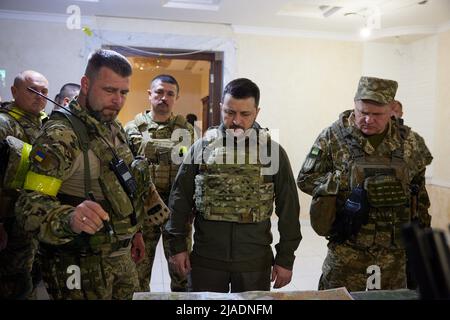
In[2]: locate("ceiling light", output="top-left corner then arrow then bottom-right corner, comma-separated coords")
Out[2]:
162,0 -> 221,11
360,27 -> 372,38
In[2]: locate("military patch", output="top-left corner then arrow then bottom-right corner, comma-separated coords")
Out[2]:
310,146 -> 321,158
34,150 -> 46,162
302,146 -> 321,173
30,146 -> 59,172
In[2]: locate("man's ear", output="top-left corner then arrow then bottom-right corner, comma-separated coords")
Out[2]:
10,85 -> 17,100
80,76 -> 89,96
255,107 -> 260,118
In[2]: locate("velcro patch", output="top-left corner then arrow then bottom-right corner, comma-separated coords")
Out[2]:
310,146 -> 321,158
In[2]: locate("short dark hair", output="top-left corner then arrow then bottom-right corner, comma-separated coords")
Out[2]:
85,49 -> 132,79
59,83 -> 80,100
222,78 -> 260,107
151,74 -> 179,94
186,113 -> 197,126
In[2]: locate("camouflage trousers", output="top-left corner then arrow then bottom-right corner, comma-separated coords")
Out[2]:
319,243 -> 407,292
0,217 -> 37,299
136,220 -> 192,292
40,248 -> 139,300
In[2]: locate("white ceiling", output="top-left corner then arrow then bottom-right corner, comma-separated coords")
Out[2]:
1,0 -> 449,37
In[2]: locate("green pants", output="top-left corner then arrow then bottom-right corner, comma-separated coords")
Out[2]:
41,249 -> 139,300
136,220 -> 192,292
319,243 -> 407,292
0,217 -> 36,299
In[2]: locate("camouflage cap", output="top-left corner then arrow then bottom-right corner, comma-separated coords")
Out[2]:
354,76 -> 398,105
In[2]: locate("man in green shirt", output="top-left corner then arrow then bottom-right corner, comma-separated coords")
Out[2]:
165,78 -> 302,292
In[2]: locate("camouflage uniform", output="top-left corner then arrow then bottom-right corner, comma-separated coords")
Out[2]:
165,124 -> 302,292
125,110 -> 193,292
0,103 -> 46,299
298,80 -> 432,291
15,100 -> 150,299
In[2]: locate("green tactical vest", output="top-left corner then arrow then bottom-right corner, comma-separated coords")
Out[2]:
195,127 -> 274,223
134,112 -> 191,195
332,121 -> 411,249
54,108 -> 149,252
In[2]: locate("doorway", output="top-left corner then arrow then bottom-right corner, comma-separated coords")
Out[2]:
104,45 -> 223,134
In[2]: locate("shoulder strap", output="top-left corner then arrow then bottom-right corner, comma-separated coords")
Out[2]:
134,112 -> 151,143
392,121 -> 410,160
0,107 -> 29,143
171,114 -> 189,129
331,121 -> 364,159
53,109 -> 91,198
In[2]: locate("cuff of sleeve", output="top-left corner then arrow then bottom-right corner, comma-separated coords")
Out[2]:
57,208 -> 78,237
274,254 -> 295,271
169,237 -> 188,256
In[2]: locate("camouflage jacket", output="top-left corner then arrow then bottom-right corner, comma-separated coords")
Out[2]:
125,110 -> 194,156
1,103 -> 46,219
125,110 -> 194,198
165,124 -> 302,272
15,101 -> 146,249
0,102 -> 45,143
298,109 -> 433,230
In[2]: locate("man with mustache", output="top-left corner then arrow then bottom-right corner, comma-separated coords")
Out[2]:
0,70 -> 48,299
165,78 -> 301,292
15,49 -> 156,299
297,76 -> 433,291
125,74 -> 193,292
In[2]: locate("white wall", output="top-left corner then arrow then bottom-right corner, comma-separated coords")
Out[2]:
362,37 -> 438,179
0,18 -> 85,114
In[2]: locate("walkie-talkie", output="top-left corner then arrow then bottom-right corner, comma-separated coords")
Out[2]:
109,157 -> 138,197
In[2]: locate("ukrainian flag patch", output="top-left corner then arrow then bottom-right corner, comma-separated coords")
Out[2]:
34,150 -> 46,162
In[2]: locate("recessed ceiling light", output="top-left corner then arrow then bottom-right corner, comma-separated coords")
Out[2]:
162,0 -> 221,11
360,27 -> 372,38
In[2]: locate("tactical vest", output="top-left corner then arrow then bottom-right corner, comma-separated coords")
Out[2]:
332,122 -> 411,249
134,112 -> 190,195
51,109 -> 149,253
194,128 -> 274,223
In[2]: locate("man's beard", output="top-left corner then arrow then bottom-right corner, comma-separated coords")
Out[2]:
86,95 -> 115,124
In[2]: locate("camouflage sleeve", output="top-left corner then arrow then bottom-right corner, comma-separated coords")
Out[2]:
0,114 -> 20,141
297,127 -> 339,197
273,144 -> 302,270
412,168 -> 431,227
408,131 -> 433,228
15,118 -> 82,245
124,120 -> 143,157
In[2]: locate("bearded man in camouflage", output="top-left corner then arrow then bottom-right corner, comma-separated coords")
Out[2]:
125,74 -> 193,292
298,76 -> 433,291
15,49 -> 159,299
165,78 -> 302,293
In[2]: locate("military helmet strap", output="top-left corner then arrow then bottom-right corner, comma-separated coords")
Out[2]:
53,109 -> 91,198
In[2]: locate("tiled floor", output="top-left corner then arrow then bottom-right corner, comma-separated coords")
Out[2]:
149,218 -> 328,292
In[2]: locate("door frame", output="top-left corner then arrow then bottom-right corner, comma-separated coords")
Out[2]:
104,45 -> 223,130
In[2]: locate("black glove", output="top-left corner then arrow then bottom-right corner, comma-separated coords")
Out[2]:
329,185 -> 370,243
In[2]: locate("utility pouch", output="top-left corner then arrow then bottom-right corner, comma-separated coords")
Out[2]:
364,174 -> 408,208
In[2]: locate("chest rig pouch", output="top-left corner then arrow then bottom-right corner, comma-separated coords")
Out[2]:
349,147 -> 410,249
195,128 -> 274,223
137,115 -> 188,195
